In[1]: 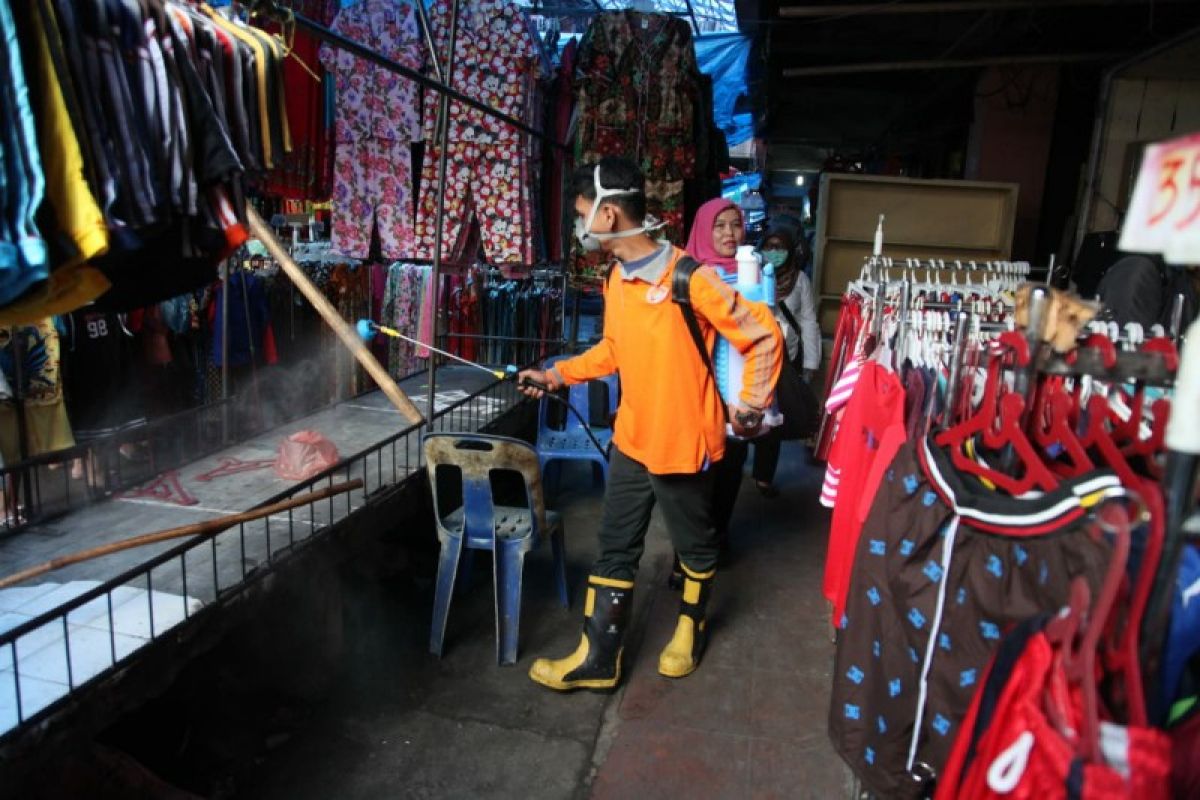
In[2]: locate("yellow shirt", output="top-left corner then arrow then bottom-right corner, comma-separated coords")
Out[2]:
0,0 -> 111,326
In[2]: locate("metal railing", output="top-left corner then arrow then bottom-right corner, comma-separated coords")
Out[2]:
0,357 -> 436,541
0,375 -> 525,745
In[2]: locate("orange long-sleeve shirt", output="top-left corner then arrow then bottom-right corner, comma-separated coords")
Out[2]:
554,245 -> 783,475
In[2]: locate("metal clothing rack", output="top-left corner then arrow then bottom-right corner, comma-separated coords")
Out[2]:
251,0 -> 569,415
862,254 -> 1035,285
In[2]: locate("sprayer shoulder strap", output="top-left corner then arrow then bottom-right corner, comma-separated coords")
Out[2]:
776,298 -> 804,363
672,257 -> 728,422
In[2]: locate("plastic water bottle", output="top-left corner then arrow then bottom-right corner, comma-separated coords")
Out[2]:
714,247 -> 775,412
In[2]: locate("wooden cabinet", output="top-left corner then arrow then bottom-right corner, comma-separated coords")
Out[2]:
813,173 -> 1019,335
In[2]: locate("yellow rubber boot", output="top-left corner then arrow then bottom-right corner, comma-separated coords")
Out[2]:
529,576 -> 634,692
658,563 -> 715,678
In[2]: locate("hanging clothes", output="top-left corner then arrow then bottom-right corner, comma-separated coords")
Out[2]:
62,310 -> 143,436
380,262 -> 432,379
319,0 -> 423,260
412,0 -> 543,267
0,319 -> 75,461
573,11 -> 702,245
0,0 -> 111,326
821,360 -> 907,625
544,38 -> 578,262
935,614 -> 1171,799
261,0 -> 336,201
1,0 -> 298,317
211,270 -> 276,369
0,0 -> 51,307
828,438 -> 1126,797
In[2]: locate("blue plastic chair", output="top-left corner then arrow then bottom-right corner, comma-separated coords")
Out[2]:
536,356 -> 618,488
423,433 -> 568,665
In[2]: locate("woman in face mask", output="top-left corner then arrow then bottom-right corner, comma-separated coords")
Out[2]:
753,217 -> 821,495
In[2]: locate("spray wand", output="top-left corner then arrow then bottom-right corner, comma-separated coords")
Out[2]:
356,320 -> 610,459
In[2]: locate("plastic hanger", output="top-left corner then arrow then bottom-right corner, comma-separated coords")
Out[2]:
934,331 -> 1059,495
1043,501 -> 1133,762
1118,337 -> 1178,478
1029,377 -> 1094,477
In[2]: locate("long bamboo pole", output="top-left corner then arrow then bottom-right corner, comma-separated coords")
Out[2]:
0,479 -> 363,590
245,207 -> 424,424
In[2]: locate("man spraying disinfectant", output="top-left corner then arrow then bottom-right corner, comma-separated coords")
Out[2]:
518,158 -> 783,691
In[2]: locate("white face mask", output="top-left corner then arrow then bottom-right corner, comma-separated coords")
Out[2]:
574,166 -> 655,252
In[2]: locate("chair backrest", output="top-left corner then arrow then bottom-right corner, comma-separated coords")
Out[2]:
423,433 -> 547,538
537,356 -> 619,434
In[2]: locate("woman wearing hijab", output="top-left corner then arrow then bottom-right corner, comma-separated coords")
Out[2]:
665,198 -> 756,583
754,216 -> 821,492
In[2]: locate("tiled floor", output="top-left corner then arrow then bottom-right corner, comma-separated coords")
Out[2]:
0,580 -> 202,734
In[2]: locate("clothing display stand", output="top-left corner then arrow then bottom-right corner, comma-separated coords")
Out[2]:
254,0 -> 568,409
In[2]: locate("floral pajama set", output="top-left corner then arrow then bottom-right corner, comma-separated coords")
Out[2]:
319,0 -> 423,260
413,0 -> 542,267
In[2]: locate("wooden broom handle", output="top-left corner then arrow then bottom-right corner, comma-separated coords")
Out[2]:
0,479 -> 363,590
245,207 -> 425,424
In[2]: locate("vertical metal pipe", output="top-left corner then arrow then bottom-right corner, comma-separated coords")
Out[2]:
412,0 -> 445,83
11,331 -> 29,464
1004,286 -> 1051,471
221,258 -> 231,443
1016,286 -> 1052,406
11,329 -> 32,515
944,312 -> 971,424
1170,292 -> 1186,342
428,0 -> 461,421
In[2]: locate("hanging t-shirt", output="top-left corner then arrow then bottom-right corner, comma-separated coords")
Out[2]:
211,271 -> 277,368
63,310 -> 141,434
822,360 -> 907,624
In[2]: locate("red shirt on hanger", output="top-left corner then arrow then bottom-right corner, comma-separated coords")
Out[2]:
823,360 -> 907,624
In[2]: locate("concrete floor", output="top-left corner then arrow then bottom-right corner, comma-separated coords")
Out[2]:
239,442 -> 854,800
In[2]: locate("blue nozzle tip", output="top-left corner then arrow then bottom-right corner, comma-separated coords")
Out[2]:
355,319 -> 376,342
504,365 -> 518,375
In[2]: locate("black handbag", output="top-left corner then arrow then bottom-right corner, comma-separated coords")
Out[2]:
774,301 -> 820,440
672,258 -> 819,441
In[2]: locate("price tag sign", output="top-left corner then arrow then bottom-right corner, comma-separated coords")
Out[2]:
1120,132 -> 1200,265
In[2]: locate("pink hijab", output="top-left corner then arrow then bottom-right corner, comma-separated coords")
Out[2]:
685,198 -> 743,274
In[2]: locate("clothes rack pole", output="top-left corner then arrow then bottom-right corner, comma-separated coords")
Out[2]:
221,257 -> 231,444
9,331 -> 32,515
255,4 -> 566,151
427,0 -> 461,420
944,311 -> 971,423
411,0 -> 444,83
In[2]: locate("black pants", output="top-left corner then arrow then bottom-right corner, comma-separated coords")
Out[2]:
712,432 -> 784,536
594,448 -> 719,581
752,428 -> 783,485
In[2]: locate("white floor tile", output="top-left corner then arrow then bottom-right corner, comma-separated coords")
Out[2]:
0,670 -> 68,734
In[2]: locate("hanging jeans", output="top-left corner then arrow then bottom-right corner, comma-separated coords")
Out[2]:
329,138 -> 414,259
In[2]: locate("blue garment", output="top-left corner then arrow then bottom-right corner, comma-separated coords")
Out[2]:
0,0 -> 48,299
160,295 -> 192,335
1163,545 -> 1200,716
212,271 -> 271,367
